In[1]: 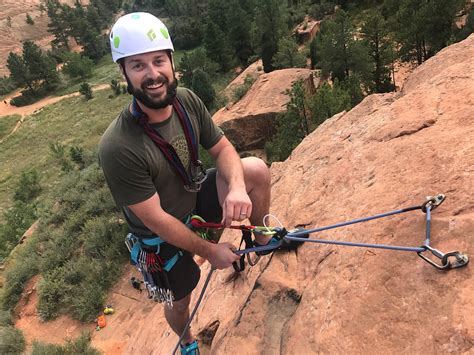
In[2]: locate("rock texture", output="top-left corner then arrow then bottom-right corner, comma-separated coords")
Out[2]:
15,35 -> 474,354
213,68 -> 318,151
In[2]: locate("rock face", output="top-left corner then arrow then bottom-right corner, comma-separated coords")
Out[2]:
213,68 -> 318,151
15,35 -> 473,354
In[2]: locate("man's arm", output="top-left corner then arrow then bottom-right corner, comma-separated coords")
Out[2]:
128,193 -> 239,269
208,136 -> 252,226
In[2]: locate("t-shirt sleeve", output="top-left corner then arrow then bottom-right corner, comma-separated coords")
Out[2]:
99,138 -> 156,208
182,89 -> 224,149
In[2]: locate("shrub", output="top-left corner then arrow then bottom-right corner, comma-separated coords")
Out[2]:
31,332 -> 99,355
79,83 -> 93,100
13,169 -> 41,203
232,75 -> 257,102
62,53 -> 93,79
0,326 -> 25,354
26,13 -> 34,25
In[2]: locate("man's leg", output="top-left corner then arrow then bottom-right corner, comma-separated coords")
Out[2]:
164,294 -> 194,345
216,157 -> 271,244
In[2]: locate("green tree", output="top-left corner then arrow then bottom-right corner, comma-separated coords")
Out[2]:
272,37 -> 307,69
191,69 -> 216,109
22,41 -> 59,91
255,0 -> 286,73
13,170 -> 41,203
178,48 -> 219,88
265,80 -> 309,162
227,0 -> 254,64
46,0 -> 72,49
79,82 -> 93,100
204,21 -> 234,72
7,41 -> 59,93
457,5 -> 474,41
393,0 -> 463,64
308,80 -> 351,126
62,52 -> 93,79
361,9 -> 395,93
313,9 -> 370,81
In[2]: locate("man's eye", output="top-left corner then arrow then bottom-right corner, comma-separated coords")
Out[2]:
132,63 -> 143,70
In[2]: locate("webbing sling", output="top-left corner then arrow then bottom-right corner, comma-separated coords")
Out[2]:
131,96 -> 206,192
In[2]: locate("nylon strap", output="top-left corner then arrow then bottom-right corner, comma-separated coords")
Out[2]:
131,96 -> 200,187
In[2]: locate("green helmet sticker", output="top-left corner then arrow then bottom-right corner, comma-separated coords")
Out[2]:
113,36 -> 120,48
160,28 -> 169,39
147,29 -> 157,41
131,14 -> 140,19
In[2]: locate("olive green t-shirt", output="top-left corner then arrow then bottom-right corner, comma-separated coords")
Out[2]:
99,87 -> 224,234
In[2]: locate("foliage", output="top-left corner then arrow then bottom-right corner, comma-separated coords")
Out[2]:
390,0 -> 464,64
272,37 -> 308,69
360,8 -> 395,93
35,162 -> 126,322
31,332 -> 100,355
13,169 -> 42,203
265,80 -> 309,162
62,52 -> 94,79
312,9 -> 370,82
191,69 -> 216,109
110,79 -> 124,96
457,5 -> 474,41
7,41 -> 59,97
232,75 -> 257,102
0,326 -> 25,354
177,48 -> 219,88
0,76 -> 17,95
79,82 -> 93,100
254,0 -> 287,73
0,115 -> 19,140
308,80 -> 351,126
26,13 -> 35,25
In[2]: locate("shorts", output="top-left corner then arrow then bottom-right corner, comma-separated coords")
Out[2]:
153,168 -> 222,301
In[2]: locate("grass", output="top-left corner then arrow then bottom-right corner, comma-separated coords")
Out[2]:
0,114 -> 20,140
0,89 -> 129,216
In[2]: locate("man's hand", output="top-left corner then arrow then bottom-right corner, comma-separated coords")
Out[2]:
221,188 -> 252,227
207,242 -> 240,269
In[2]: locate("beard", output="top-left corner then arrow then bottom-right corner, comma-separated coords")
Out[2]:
127,73 -> 178,110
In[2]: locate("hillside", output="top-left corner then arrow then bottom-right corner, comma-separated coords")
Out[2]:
12,34 -> 474,354
0,0 -> 82,76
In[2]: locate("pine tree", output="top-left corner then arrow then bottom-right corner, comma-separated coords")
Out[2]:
272,37 -> 307,69
26,13 -> 35,25
46,0 -> 71,50
204,22 -> 233,72
227,0 -> 254,64
254,0 -> 286,73
361,9 -> 395,93
191,69 -> 216,109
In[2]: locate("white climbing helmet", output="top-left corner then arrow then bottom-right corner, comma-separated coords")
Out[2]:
109,12 -> 174,63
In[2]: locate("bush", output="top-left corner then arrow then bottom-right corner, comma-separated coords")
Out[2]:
62,53 -> 93,80
13,169 -> 41,203
9,88 -> 47,107
232,75 -> 257,102
0,310 -> 13,326
32,332 -> 99,355
0,326 -> 25,354
79,83 -> 93,100
26,13 -> 34,25
0,76 -> 17,95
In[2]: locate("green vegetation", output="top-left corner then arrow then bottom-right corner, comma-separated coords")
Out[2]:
32,332 -> 99,355
79,83 -> 93,100
232,75 -> 257,102
0,325 -> 25,354
0,115 -> 20,140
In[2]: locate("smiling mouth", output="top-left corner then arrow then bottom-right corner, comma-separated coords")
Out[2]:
146,82 -> 164,90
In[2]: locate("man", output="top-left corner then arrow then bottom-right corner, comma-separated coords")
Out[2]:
99,12 -> 272,354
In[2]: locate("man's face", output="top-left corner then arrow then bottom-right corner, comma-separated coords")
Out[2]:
122,50 -> 177,109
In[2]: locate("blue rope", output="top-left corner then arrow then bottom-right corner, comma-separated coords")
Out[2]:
284,235 -> 425,252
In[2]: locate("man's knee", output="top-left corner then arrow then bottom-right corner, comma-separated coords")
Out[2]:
242,157 -> 270,186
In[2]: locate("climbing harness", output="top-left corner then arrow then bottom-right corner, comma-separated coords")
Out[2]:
171,194 -> 469,354
132,96 -> 207,192
125,233 -> 183,307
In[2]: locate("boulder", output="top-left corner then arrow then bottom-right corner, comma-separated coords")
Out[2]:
213,68 -> 318,151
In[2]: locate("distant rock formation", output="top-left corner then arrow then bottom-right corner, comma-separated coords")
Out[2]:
213,68 -> 319,152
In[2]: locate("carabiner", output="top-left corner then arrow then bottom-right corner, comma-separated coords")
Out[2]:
417,245 -> 469,270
